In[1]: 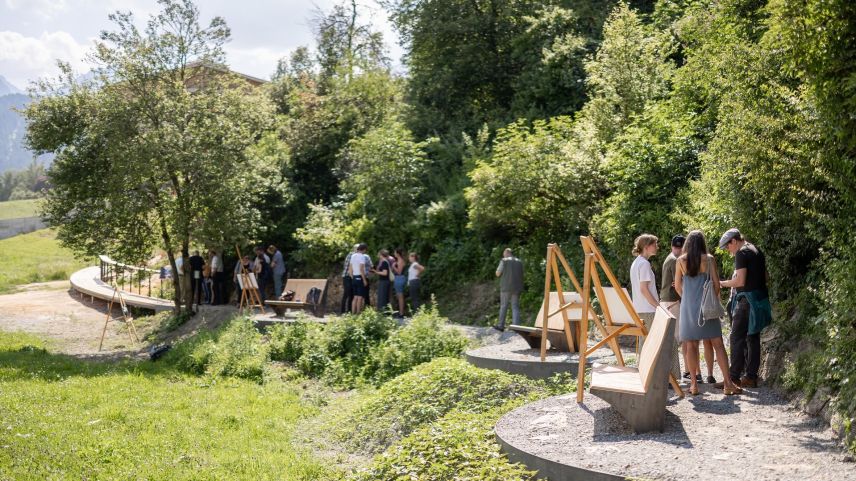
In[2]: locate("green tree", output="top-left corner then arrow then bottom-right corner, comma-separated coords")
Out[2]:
465,117 -> 606,243
24,0 -> 279,312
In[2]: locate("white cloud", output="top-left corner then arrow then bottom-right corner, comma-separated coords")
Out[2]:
4,0 -> 68,19
0,30 -> 91,87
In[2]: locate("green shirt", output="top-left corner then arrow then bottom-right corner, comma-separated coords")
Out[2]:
660,253 -> 680,302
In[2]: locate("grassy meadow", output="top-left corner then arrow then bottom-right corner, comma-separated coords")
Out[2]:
0,199 -> 40,220
0,331 -> 332,480
0,229 -> 90,293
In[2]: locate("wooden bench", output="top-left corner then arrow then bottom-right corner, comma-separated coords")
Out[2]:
509,291 -> 590,352
265,279 -> 328,318
589,305 -> 676,433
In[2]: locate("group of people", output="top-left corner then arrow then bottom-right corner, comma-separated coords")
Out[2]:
175,249 -> 225,306
631,228 -> 772,396
233,245 -> 287,304
173,245 -> 288,309
340,243 -> 424,318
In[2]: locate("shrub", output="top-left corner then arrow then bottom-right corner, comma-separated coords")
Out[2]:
363,306 -> 469,384
205,318 -> 269,382
268,318 -> 314,362
349,408 -> 535,481
343,357 -> 547,453
163,330 -> 218,375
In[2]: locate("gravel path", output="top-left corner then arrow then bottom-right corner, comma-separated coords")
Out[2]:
496,388 -> 855,481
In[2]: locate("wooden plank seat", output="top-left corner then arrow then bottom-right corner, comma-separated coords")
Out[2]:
509,291 -> 590,352
589,306 -> 676,433
265,279 -> 328,318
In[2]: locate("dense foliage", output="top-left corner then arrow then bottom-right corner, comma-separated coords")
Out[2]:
26,0 -> 856,447
168,307 -> 468,388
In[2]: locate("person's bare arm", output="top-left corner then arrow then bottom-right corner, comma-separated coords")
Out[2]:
711,256 -> 722,296
721,268 -> 746,288
640,280 -> 659,308
675,260 -> 684,297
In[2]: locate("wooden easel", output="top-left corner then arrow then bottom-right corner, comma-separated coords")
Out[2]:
576,236 -> 684,401
236,245 -> 265,314
99,284 -> 139,351
539,244 -> 597,360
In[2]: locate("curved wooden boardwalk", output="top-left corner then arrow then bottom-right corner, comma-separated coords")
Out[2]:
70,266 -> 174,312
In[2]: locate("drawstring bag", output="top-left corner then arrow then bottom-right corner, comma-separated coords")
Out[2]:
699,256 -> 726,326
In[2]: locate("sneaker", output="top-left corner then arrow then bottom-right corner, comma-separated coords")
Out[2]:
695,374 -> 703,382
492,325 -> 506,332
683,372 -> 690,380
739,376 -> 758,388
706,376 -> 717,384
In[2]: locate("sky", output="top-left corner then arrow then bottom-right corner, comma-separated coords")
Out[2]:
0,0 -> 402,89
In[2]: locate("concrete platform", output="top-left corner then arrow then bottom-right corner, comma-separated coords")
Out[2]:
70,266 -> 174,312
495,390 -> 856,481
465,336 -> 628,379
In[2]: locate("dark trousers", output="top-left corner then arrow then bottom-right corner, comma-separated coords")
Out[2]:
212,272 -> 225,305
729,298 -> 760,381
377,279 -> 390,313
409,279 -> 421,313
257,276 -> 269,303
190,275 -> 203,305
340,276 -> 353,314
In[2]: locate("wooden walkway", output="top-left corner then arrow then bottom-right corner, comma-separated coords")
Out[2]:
70,266 -> 174,312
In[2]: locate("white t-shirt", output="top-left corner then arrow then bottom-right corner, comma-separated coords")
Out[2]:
408,262 -> 422,281
350,253 -> 367,277
630,255 -> 658,313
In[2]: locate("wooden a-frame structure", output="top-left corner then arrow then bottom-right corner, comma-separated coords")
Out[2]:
236,245 -> 265,314
576,236 -> 684,402
538,243 -> 597,360
99,284 -> 140,351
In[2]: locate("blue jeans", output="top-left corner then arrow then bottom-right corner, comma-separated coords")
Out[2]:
498,291 -> 520,328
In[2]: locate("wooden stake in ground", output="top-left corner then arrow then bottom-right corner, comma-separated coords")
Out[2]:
235,245 -> 265,314
99,284 -> 140,351
576,236 -> 684,402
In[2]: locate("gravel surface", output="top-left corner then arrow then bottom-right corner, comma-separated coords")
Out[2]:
496,389 -> 855,481
466,333 -> 633,364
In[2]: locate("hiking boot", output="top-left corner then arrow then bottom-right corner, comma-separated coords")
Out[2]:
492,325 -> 506,332
740,377 -> 758,388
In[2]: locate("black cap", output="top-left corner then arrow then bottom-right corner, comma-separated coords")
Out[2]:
671,235 -> 686,248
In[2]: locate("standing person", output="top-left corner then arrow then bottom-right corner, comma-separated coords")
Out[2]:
408,252 -> 425,313
188,250 -> 204,307
675,230 -> 741,396
392,248 -> 407,318
660,235 -> 696,383
202,257 -> 212,305
717,228 -> 772,389
373,249 -> 392,313
340,244 -> 358,314
175,253 -> 186,304
268,245 -> 286,299
349,243 -> 369,314
233,255 -> 254,306
630,234 -> 660,353
493,248 -> 524,332
254,247 -> 272,303
209,249 -> 224,305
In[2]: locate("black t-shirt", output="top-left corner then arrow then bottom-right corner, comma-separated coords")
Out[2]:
189,255 -> 204,273
735,243 -> 767,295
377,260 -> 390,277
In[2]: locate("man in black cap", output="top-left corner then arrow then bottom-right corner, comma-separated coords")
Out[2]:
717,228 -> 771,389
